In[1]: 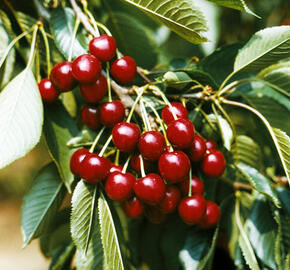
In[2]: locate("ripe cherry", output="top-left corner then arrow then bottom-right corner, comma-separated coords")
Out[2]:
89,34 -> 117,62
161,102 -> 188,125
112,122 -> 140,152
187,135 -> 206,162
158,151 -> 190,183
166,119 -> 195,149
122,196 -> 144,218
159,186 -> 181,214
130,153 -> 154,173
133,173 -> 166,205
180,176 -> 204,196
109,164 -> 123,174
80,75 -> 107,103
178,194 -> 206,225
138,131 -> 165,161
38,78 -> 59,102
205,139 -> 218,151
72,54 -> 101,83
70,148 -> 90,176
100,100 -> 125,127
110,56 -> 137,84
201,150 -> 226,178
145,206 -> 166,224
50,61 -> 76,92
81,105 -> 100,130
199,201 -> 221,229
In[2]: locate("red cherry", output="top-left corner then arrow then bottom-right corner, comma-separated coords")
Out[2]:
178,195 -> 206,225
70,148 -> 90,176
187,135 -> 206,162
133,173 -> 166,205
110,56 -> 137,84
130,154 -> 154,173
50,61 -> 77,92
166,119 -> 195,149
159,186 -> 181,214
122,196 -> 144,218
109,164 -> 123,174
112,122 -> 140,152
161,102 -> 188,125
145,205 -> 166,224
79,153 -> 110,183
138,131 -> 165,161
38,78 -> 59,102
180,176 -> 204,196
72,54 -> 101,83
80,75 -> 107,103
158,151 -> 190,183
100,100 -> 125,127
201,150 -> 226,178
205,139 -> 218,151
81,104 -> 100,130
199,201 -> 221,229
89,34 -> 117,62
105,171 -> 135,201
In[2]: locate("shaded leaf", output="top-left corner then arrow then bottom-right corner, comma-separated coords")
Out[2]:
14,11 -> 36,42
49,242 -> 75,270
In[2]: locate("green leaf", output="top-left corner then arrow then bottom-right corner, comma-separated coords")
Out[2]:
122,0 -> 208,44
21,163 -> 66,247
14,11 -> 36,42
0,68 -> 43,169
49,242 -> 75,270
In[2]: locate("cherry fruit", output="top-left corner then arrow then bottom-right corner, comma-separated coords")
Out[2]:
188,135 -> 206,162
201,150 -> 226,178
38,78 -> 59,102
180,176 -> 204,196
80,75 -> 107,103
110,56 -> 136,84
70,148 -> 90,176
122,196 -> 144,218
109,164 -> 123,174
159,186 -> 181,214
205,139 -> 218,151
130,154 -> 154,173
161,102 -> 188,125
100,100 -> 125,127
199,201 -> 221,229
81,105 -> 100,130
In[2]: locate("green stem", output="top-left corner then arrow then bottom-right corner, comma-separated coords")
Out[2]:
140,98 -> 151,131
99,135 -> 113,157
89,126 -> 106,152
188,167 -> 192,197
68,18 -> 80,61
139,155 -> 146,177
25,25 -> 39,70
122,155 -> 132,173
218,70 -> 237,93
81,0 -> 100,36
35,43 -> 41,83
39,25 -> 51,75
114,149 -> 120,165
106,62 -> 112,102
94,21 -> 112,36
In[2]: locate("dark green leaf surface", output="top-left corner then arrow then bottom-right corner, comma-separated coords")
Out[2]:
206,0 -> 257,15
49,242 -> 75,270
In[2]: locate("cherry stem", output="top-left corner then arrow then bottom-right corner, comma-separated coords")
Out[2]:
35,44 -> 41,83
188,167 -> 192,197
39,25 -> 51,75
140,98 -> 151,131
26,25 -> 39,70
114,149 -> 120,165
68,18 -> 80,62
80,0 -> 100,36
89,126 -> 106,153
106,62 -> 112,102
139,155 -> 146,178
122,155 -> 132,173
94,21 -> 112,36
99,135 -> 113,157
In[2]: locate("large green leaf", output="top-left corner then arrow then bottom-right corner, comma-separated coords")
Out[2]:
49,242 -> 75,270
21,163 -> 66,247
0,68 -> 43,169
122,0 -> 208,44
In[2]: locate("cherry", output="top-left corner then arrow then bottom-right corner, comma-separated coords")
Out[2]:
50,61 -> 76,92
100,100 -> 125,127
158,151 -> 190,183
38,78 -> 59,102
201,150 -> 226,178
145,206 -> 166,224
109,164 -> 123,174
89,34 -> 117,62
166,119 -> 195,149
180,176 -> 204,196
122,196 -> 144,218
133,173 -> 166,205
110,56 -> 136,84
138,131 -> 165,161
199,201 -> 221,229
161,102 -> 188,125
178,194 -> 206,225
72,54 -> 101,83
80,75 -> 107,103
159,186 -> 181,214
205,139 -> 218,151
81,105 -> 100,130
187,135 -> 206,162
70,148 -> 90,176
112,122 -> 140,152
130,153 -> 154,173
79,153 -> 110,183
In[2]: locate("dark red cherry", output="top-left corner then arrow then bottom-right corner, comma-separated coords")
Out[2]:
178,195 -> 206,225
161,102 -> 188,125
205,139 -> 218,151
112,122 -> 140,152
138,131 -> 165,161
38,78 -> 59,102
187,135 -> 206,162
130,154 -> 154,173
166,119 -> 195,149
159,186 -> 181,214
110,56 -> 137,84
199,201 -> 221,229
89,34 -> 117,62
180,176 -> 204,196
72,54 -> 101,83
70,148 -> 90,176
81,104 -> 100,130
50,61 -> 77,92
201,150 -> 226,178
133,173 -> 166,205
109,164 -> 123,174
122,196 -> 144,218
80,75 -> 107,103
145,205 -> 166,224
158,151 -> 190,183
79,153 -> 110,183
100,100 -> 125,127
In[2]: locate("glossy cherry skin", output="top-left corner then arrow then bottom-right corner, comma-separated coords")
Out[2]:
138,131 -> 165,161
178,195 -> 206,225
109,164 -> 123,174
145,205 -> 166,224
133,173 -> 166,205
89,34 -> 117,62
79,153 -> 111,183
180,176 -> 204,196
166,119 -> 195,149
100,100 -> 125,127
110,56 -> 137,84
205,139 -> 218,151
70,148 -> 90,176
38,78 -> 59,102
201,150 -> 226,178
187,135 -> 206,162
199,201 -> 221,229
72,54 -> 102,83
81,105 -> 100,130
158,151 -> 190,183
161,102 -> 188,125
105,171 -> 135,201
130,154 -> 154,173
112,122 -> 140,152
50,61 -> 77,92
159,186 -> 181,214
122,196 -> 144,218
80,75 -> 107,103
